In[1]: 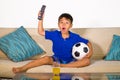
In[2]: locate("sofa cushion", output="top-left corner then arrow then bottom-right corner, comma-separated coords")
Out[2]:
104,34 -> 120,60
0,26 -> 45,62
1,59 -> 120,78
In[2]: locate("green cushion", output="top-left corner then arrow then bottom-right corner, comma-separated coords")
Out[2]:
0,26 -> 45,62
104,34 -> 120,60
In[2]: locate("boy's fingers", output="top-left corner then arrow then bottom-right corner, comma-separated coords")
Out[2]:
38,11 -> 41,16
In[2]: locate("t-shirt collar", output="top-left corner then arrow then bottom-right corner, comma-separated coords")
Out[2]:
59,31 -> 72,40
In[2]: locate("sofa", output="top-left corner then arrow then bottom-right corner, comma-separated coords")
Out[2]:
0,27 -> 120,78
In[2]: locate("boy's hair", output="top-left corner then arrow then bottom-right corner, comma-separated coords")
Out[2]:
58,13 -> 73,24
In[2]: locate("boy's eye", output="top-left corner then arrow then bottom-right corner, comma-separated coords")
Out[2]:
66,22 -> 69,24
60,21 -> 69,24
60,22 -> 63,24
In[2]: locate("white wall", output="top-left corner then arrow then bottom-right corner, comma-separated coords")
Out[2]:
0,0 -> 120,28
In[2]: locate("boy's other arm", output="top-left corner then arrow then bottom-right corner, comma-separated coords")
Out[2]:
85,41 -> 93,58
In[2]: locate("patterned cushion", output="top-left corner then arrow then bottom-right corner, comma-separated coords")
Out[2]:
104,34 -> 120,60
0,26 -> 45,62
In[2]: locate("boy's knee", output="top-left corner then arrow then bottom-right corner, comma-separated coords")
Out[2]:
44,56 -> 50,60
44,56 -> 53,63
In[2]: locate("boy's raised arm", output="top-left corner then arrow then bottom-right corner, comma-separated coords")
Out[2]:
38,20 -> 45,36
38,5 -> 46,36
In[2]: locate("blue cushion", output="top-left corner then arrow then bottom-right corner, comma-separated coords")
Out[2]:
0,26 -> 45,62
104,34 -> 120,60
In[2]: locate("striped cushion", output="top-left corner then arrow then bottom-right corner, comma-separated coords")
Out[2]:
105,34 -> 120,60
0,26 -> 45,62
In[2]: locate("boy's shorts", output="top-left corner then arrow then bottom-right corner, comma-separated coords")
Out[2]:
52,56 -> 76,64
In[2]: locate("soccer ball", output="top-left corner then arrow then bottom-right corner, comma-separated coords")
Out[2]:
72,42 -> 89,60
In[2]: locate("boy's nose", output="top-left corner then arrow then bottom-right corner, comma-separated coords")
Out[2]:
62,23 -> 66,26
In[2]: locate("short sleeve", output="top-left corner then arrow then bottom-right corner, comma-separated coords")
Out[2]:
45,30 -> 57,40
77,35 -> 89,44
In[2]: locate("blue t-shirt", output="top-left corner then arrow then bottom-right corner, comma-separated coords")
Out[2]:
45,30 -> 88,63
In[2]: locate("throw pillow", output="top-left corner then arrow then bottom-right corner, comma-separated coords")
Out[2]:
0,26 -> 45,62
104,34 -> 120,60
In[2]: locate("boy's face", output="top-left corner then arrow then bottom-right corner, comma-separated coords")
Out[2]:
58,17 -> 72,34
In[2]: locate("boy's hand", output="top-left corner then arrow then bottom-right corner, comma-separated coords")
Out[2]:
38,5 -> 46,20
38,11 -> 43,20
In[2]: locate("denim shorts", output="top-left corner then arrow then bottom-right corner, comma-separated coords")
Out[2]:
52,56 -> 76,64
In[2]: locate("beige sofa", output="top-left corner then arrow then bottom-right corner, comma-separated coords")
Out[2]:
0,27 -> 120,78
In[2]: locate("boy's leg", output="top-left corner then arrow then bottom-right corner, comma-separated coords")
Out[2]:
12,56 -> 53,73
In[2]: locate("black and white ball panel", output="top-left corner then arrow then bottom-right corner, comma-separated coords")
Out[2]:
72,42 -> 89,60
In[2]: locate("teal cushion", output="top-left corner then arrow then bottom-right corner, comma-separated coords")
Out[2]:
0,26 -> 45,62
104,34 -> 120,60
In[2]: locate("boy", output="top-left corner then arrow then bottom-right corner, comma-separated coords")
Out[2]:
12,11 -> 93,73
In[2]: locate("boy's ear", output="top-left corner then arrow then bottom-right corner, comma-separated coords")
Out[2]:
70,24 -> 73,28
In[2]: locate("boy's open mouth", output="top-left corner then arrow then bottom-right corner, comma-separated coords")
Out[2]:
62,27 -> 66,30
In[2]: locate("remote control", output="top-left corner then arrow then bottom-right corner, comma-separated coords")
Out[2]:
38,5 -> 46,20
